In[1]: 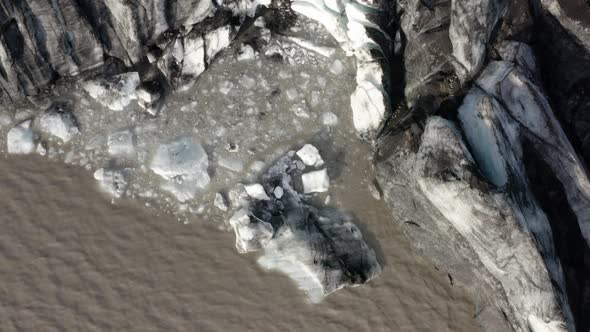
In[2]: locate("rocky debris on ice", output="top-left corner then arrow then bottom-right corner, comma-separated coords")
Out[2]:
296,144 -> 324,167
83,72 -> 141,111
34,106 -> 79,143
107,129 -> 136,157
93,168 -> 129,198
150,136 -> 210,202
7,120 -> 36,154
228,152 -> 380,302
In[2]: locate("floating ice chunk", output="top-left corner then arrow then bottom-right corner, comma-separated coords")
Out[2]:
150,137 -> 210,201
83,72 -> 141,111
150,136 -> 209,180
218,155 -> 244,172
322,112 -> 338,126
329,59 -> 345,75
35,106 -> 79,142
94,168 -> 129,198
302,169 -> 330,193
244,183 -> 271,200
7,120 -> 35,154
214,192 -> 229,211
288,36 -> 336,58
237,44 -> 257,61
296,144 -> 324,167
230,209 -> 273,253
368,182 -> 381,200
274,186 -> 284,199
107,129 -> 135,156
205,25 -> 233,62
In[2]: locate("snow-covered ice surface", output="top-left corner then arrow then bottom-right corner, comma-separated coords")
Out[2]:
0,14 -> 381,303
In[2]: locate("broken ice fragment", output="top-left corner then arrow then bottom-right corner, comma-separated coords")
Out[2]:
150,136 -> 210,202
107,129 -> 135,156
136,82 -> 162,116
302,169 -> 330,193
83,72 -> 141,111
7,120 -> 35,154
237,44 -> 257,61
274,186 -> 284,199
205,25 -> 233,62
150,136 -> 208,180
244,183 -> 271,200
218,155 -> 244,172
35,106 -> 79,143
322,112 -> 338,126
296,144 -> 324,167
229,209 -> 273,253
214,192 -> 229,212
94,168 -> 129,198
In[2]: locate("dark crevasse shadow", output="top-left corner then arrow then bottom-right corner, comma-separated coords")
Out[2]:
523,138 -> 590,332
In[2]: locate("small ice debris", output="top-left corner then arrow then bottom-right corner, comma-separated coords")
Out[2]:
230,209 -> 273,253
329,59 -> 345,75
265,44 -> 284,59
214,192 -> 229,212
274,186 -> 284,199
244,183 -> 271,200
296,144 -> 324,167
368,182 -> 381,200
288,36 -> 336,58
36,143 -> 47,156
322,112 -> 338,126
229,185 -> 250,208
7,120 -> 35,154
136,82 -> 161,116
94,168 -> 129,198
302,169 -> 330,193
237,44 -> 257,61
107,129 -> 135,156
35,106 -> 79,142
83,72 -> 141,111
250,160 -> 266,173
218,155 -> 244,172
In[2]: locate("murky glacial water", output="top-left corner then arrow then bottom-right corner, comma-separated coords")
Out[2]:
0,154 -> 479,331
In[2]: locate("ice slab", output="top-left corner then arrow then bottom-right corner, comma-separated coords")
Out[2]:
7,120 -> 35,154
